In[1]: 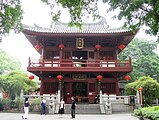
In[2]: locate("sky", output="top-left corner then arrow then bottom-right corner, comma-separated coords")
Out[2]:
0,0 -> 158,71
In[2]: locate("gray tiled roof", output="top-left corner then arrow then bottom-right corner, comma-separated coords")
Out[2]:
24,19 -> 131,34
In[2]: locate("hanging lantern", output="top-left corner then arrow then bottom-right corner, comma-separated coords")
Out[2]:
124,75 -> 131,81
57,75 -> 63,80
138,87 -> 143,91
95,45 -> 101,50
59,44 -> 65,50
29,75 -> 34,80
118,44 -> 125,50
97,75 -> 103,81
35,45 -> 42,50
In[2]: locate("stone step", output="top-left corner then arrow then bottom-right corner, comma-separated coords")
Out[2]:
64,104 -> 101,114
111,104 -> 133,112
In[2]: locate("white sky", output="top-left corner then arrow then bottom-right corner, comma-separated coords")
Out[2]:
0,0 -> 158,71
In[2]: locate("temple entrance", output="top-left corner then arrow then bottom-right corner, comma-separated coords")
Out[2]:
72,82 -> 88,103
72,51 -> 87,60
72,82 -> 87,97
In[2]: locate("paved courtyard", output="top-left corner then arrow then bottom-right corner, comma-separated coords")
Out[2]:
0,113 -> 139,120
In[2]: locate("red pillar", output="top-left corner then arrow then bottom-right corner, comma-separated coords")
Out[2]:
60,49 -> 63,60
40,78 -> 44,95
116,78 -> 119,95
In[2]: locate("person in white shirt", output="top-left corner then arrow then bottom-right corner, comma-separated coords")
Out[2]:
22,97 -> 30,119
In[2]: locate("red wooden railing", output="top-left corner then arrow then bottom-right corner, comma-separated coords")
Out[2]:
28,57 -> 132,68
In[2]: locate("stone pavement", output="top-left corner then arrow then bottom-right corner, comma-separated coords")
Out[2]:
0,113 -> 139,120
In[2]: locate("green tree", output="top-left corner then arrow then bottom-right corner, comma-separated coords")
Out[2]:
41,0 -> 100,27
0,49 -> 21,74
0,0 -> 23,38
104,0 -> 159,36
125,76 -> 159,105
118,38 -> 159,81
0,71 -> 38,100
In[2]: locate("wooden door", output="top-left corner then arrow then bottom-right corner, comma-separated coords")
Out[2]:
63,82 -> 72,103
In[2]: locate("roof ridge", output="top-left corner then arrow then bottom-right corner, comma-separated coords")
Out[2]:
54,17 -> 107,26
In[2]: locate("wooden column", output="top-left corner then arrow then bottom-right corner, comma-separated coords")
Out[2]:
98,81 -> 101,94
60,50 -> 62,60
59,80 -> 62,99
112,73 -> 120,95
116,77 -> 119,95
115,48 -> 118,67
40,78 -> 44,95
40,72 -> 44,95
97,50 -> 100,59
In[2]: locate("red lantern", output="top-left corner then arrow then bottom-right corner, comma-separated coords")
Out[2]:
124,75 -> 131,81
95,45 -> 101,50
29,75 -> 34,80
57,75 -> 63,80
118,44 -> 125,50
59,44 -> 65,50
97,75 -> 103,81
35,45 -> 42,50
138,87 -> 143,91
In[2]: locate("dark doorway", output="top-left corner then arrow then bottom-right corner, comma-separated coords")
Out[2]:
72,51 -> 88,67
72,51 -> 87,60
72,82 -> 87,97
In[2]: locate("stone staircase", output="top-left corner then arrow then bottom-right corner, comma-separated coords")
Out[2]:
51,102 -> 133,114
101,100 -> 134,114
64,104 -> 101,114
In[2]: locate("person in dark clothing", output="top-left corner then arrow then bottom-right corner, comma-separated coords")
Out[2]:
41,98 -> 46,115
95,94 -> 100,104
71,97 -> 76,119
59,98 -> 65,117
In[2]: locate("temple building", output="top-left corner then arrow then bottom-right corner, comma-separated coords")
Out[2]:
23,18 -> 137,103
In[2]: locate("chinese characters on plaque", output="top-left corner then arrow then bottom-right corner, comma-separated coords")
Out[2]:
76,38 -> 84,49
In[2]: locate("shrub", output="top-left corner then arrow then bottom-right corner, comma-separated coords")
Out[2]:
1,98 -> 11,110
15,97 -> 23,111
134,106 -> 159,120
29,98 -> 41,112
10,100 -> 16,108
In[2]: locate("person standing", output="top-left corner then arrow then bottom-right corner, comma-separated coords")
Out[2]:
22,97 -> 30,120
41,98 -> 47,115
59,98 -> 65,117
71,97 -> 76,119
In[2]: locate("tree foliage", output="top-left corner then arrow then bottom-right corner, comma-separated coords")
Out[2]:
104,0 -> 159,36
41,0 -> 100,27
125,76 -> 159,105
0,71 -> 38,100
0,0 -> 23,39
118,38 -> 159,81
41,0 -> 159,36
0,49 -> 21,74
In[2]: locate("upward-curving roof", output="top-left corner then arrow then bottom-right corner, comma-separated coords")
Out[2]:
22,18 -> 138,55
23,18 -> 133,34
